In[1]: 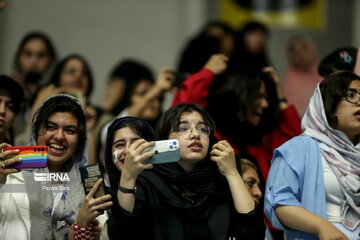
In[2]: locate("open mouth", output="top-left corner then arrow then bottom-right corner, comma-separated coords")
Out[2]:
49,144 -> 65,151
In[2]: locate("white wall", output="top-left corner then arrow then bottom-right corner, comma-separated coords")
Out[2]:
0,0 -> 208,105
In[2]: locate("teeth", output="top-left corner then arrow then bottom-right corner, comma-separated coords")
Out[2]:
50,144 -> 64,150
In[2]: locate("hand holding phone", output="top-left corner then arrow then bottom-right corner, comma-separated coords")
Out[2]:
4,145 -> 48,169
79,164 -> 109,205
144,139 -> 180,164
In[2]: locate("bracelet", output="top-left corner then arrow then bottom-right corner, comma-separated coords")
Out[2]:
118,185 -> 136,194
73,223 -> 94,240
278,97 -> 288,103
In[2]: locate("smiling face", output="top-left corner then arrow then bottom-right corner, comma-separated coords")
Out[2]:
0,89 -> 16,140
36,112 -> 79,172
112,126 -> 141,172
245,80 -> 269,126
168,111 -> 210,172
332,80 -> 360,143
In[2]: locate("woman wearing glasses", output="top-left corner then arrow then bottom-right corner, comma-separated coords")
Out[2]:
265,71 -> 360,239
109,103 -> 265,240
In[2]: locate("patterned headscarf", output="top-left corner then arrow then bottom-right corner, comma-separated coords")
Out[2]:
302,85 -> 360,231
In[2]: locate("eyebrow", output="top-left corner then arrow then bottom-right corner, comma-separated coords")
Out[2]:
112,137 -> 141,145
46,120 -> 78,129
179,120 -> 207,125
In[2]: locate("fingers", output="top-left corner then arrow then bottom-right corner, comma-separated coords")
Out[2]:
0,143 -> 11,151
86,178 -> 103,199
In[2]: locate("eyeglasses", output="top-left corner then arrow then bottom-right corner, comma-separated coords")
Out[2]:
342,89 -> 360,104
174,124 -> 210,137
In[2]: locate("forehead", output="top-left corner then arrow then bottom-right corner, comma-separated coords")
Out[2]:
179,111 -> 204,122
23,38 -> 48,51
47,112 -> 78,126
348,80 -> 360,89
0,89 -> 12,100
64,58 -> 84,68
114,127 -> 140,139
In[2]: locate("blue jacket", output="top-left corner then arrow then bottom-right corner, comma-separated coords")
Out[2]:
264,135 -> 327,240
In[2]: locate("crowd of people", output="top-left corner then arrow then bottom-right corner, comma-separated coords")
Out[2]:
1,15 -> 360,240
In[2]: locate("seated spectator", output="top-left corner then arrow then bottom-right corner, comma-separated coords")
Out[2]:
318,46 -> 360,77
282,34 -> 323,117
0,75 -> 24,145
265,71 -> 360,239
0,94 -> 108,239
108,103 -> 265,240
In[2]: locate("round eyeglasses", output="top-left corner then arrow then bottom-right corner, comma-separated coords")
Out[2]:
174,124 -> 210,137
342,89 -> 360,104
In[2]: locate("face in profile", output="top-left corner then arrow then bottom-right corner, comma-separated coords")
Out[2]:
19,38 -> 52,75
36,112 -> 79,171
111,126 -> 141,172
59,58 -> 90,96
245,80 -> 269,126
242,167 -> 262,203
131,80 -> 161,121
331,79 -> 360,143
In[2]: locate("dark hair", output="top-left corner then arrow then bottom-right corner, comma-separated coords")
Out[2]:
32,94 -> 87,156
230,21 -> 270,71
319,71 -> 360,125
105,117 -> 157,191
13,31 -> 57,72
177,32 -> 222,74
0,75 -> 24,113
156,103 -> 218,149
109,59 -> 154,115
318,47 -> 358,77
207,68 -> 278,146
47,53 -> 94,97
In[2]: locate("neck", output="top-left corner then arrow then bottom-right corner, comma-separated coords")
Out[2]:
48,164 -> 62,173
178,160 -> 197,172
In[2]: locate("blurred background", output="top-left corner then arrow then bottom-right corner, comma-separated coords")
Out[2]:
0,0 -> 359,105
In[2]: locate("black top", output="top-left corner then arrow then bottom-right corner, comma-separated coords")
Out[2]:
106,174 -> 265,240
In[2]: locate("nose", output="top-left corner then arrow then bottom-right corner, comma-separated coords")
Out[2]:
0,102 -> 5,115
189,127 -> 201,139
251,185 -> 263,203
260,98 -> 269,109
53,129 -> 65,140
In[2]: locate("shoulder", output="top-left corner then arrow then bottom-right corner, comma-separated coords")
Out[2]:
276,135 -> 318,154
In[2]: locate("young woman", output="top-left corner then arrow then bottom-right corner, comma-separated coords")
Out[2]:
109,103 -> 265,240
0,94 -> 109,239
265,71 -> 360,239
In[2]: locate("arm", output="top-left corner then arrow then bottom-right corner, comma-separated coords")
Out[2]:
265,149 -> 348,240
117,139 -> 154,212
172,54 -> 228,108
275,206 -> 348,240
127,68 -> 174,117
210,140 -> 255,213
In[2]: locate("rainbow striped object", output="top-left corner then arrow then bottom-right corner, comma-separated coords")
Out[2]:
4,145 -> 48,168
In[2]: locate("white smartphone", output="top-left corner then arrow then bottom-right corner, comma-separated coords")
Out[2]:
144,139 -> 180,164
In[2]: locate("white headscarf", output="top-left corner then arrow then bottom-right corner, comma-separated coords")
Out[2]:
302,84 -> 360,231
